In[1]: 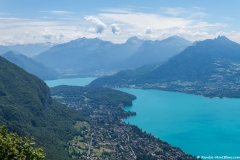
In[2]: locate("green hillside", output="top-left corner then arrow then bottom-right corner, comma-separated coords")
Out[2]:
0,56 -> 85,159
50,85 -> 136,107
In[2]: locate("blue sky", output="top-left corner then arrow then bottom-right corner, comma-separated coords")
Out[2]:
1,0 -> 240,45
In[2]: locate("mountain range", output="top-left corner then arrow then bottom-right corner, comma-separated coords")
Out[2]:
34,36 -> 191,77
89,36 -> 240,98
1,51 -> 59,80
0,36 -> 192,79
34,37 -> 144,76
120,36 -> 192,69
0,45 -> 22,55
8,42 -> 56,57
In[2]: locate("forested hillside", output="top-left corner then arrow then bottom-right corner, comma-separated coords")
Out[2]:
0,56 -> 85,159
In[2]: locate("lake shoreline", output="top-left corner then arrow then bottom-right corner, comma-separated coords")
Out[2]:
118,88 -> 240,157
46,78 -> 240,158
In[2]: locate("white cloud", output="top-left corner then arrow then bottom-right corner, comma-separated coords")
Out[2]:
40,10 -> 73,15
85,16 -> 107,34
111,23 -> 121,34
145,27 -> 153,34
50,10 -> 73,14
41,28 -> 55,40
159,7 -> 207,20
0,6 -> 240,45
100,12 -> 191,30
98,7 -> 231,43
0,16 -> 88,45
41,28 -> 67,42
218,31 -> 240,44
189,22 -> 228,31
86,27 -> 97,33
160,7 -> 186,16
59,32 -> 64,40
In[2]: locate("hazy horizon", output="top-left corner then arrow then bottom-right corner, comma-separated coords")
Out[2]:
1,0 -> 240,45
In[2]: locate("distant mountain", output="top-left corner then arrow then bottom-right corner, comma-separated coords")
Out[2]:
125,36 -> 144,51
144,36 -> 240,82
34,37 -> 144,76
90,36 -> 240,98
34,36 -> 191,76
120,36 -> 192,69
0,55 -> 85,160
1,51 -> 59,80
0,45 -> 22,55
8,42 -> 56,57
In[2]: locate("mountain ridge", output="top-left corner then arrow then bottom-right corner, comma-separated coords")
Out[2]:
8,42 -> 56,57
89,36 -> 240,98
1,51 -> 59,80
0,45 -> 22,55
34,36 -> 191,76
114,35 -> 192,69
34,36 -> 144,76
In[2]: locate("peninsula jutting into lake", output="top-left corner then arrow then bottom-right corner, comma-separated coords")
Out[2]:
46,77 -> 240,159
50,84 -> 197,159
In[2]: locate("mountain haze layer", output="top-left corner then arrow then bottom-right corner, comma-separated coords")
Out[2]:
34,37 -> 144,76
34,36 -> 192,77
1,51 -> 59,80
0,45 -> 22,55
8,42 -> 56,57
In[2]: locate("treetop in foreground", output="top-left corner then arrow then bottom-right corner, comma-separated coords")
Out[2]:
0,125 -> 45,160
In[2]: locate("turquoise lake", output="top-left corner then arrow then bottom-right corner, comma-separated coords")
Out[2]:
45,78 -> 240,158
45,77 -> 96,87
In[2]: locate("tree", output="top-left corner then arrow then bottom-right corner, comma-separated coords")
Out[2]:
0,125 -> 45,160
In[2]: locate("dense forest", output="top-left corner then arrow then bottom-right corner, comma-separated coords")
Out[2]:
0,56 -> 85,159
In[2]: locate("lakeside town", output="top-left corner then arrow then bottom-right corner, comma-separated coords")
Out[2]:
51,86 -> 198,160
106,62 -> 240,98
